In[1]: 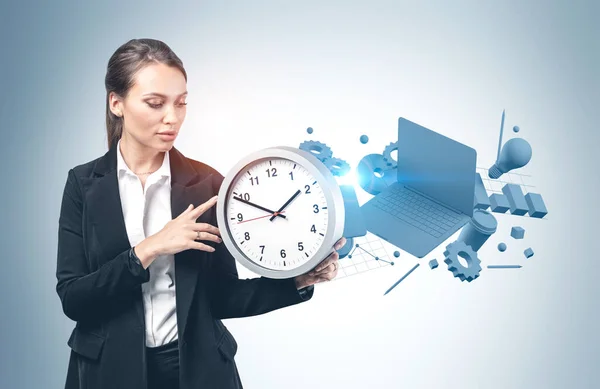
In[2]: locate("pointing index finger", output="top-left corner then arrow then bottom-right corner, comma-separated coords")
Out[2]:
191,195 -> 218,217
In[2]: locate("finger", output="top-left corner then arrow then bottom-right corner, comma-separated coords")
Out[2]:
311,252 -> 339,273
178,204 -> 194,218
189,241 -> 216,252
334,237 -> 347,251
192,223 -> 221,237
194,231 -> 222,244
190,196 -> 218,218
313,261 -> 337,276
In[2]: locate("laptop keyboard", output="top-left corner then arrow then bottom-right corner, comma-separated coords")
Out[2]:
371,187 -> 462,238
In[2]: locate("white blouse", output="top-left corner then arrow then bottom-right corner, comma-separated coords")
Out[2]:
116,139 -> 178,348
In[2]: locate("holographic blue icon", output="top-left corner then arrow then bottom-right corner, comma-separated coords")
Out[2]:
383,263 -> 420,295
307,127 -> 314,134
502,184 -> 529,215
360,135 -> 369,144
511,226 -> 525,240
382,141 -> 398,168
393,251 -> 401,258
348,243 -> 395,265
444,241 -> 482,282
457,210 -> 497,252
361,117 -> 476,259
513,125 -> 520,133
473,173 -> 491,210
356,153 -> 396,195
337,237 -> 354,259
498,242 -> 507,252
525,192 -> 548,218
489,193 -> 510,213
429,258 -> 439,269
339,185 -> 367,238
488,138 -> 533,179
324,157 -> 351,177
524,247 -> 535,258
299,140 -> 333,161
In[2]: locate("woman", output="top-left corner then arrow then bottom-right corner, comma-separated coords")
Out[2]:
56,38 -> 346,389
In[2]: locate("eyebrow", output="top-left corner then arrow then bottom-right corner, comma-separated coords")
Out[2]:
142,91 -> 188,98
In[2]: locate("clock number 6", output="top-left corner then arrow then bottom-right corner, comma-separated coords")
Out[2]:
280,249 -> 286,258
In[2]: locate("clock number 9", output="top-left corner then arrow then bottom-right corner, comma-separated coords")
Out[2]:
237,213 -> 243,222
280,249 -> 286,258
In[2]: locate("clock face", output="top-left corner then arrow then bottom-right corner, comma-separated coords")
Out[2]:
225,157 -> 329,271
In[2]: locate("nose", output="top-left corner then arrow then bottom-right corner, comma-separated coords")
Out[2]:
163,104 -> 180,125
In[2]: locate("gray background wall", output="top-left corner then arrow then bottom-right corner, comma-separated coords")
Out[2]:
1,0 -> 598,388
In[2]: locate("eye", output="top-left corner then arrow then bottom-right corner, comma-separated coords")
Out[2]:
147,102 -> 163,109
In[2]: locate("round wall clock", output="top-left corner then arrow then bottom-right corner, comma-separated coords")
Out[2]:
216,146 -> 345,279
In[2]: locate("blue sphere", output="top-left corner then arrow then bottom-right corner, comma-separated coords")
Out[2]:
307,127 -> 313,134
393,251 -> 400,258
360,135 -> 369,144
513,125 -> 520,133
498,242 -> 507,252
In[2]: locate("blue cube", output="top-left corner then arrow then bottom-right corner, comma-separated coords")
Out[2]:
524,247 -> 534,258
511,226 -> 525,240
429,259 -> 439,269
490,193 -> 510,213
525,193 -> 548,218
502,184 -> 529,216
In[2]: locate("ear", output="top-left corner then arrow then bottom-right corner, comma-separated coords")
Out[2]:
108,91 -> 124,116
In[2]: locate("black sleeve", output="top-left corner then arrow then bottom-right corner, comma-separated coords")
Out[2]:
206,172 -> 315,320
55,169 -> 150,323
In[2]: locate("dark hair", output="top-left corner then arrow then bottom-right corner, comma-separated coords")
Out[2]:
104,38 -> 187,149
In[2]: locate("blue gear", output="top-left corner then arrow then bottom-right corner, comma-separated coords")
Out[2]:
299,140 -> 333,162
443,241 -> 482,282
323,157 -> 351,177
382,141 -> 398,168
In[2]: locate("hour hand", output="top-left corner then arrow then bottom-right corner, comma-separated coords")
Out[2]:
232,196 -> 287,219
270,189 -> 301,221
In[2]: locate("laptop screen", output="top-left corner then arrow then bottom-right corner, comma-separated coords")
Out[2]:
396,118 -> 476,216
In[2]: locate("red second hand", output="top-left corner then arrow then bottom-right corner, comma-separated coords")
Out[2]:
237,211 -> 285,224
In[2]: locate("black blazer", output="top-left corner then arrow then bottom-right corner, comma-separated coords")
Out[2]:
56,143 -> 314,389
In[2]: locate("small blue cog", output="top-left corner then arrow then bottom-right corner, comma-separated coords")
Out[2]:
382,141 -> 398,168
443,241 -> 482,282
323,157 -> 351,177
299,140 -> 333,162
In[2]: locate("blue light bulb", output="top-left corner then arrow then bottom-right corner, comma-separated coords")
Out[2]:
488,138 -> 532,179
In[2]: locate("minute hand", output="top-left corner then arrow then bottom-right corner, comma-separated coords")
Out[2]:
232,196 -> 287,219
270,189 -> 301,221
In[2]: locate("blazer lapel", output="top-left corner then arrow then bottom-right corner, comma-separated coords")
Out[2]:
169,147 -> 216,338
81,142 -> 215,338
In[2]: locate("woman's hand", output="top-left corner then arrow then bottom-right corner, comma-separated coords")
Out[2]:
134,196 -> 222,268
294,237 -> 347,290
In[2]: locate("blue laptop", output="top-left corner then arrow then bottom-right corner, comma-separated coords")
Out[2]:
360,117 -> 477,258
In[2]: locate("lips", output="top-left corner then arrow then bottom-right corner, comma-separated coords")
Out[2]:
158,131 -> 177,136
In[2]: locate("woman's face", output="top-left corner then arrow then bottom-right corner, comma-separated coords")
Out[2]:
110,63 -> 187,152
